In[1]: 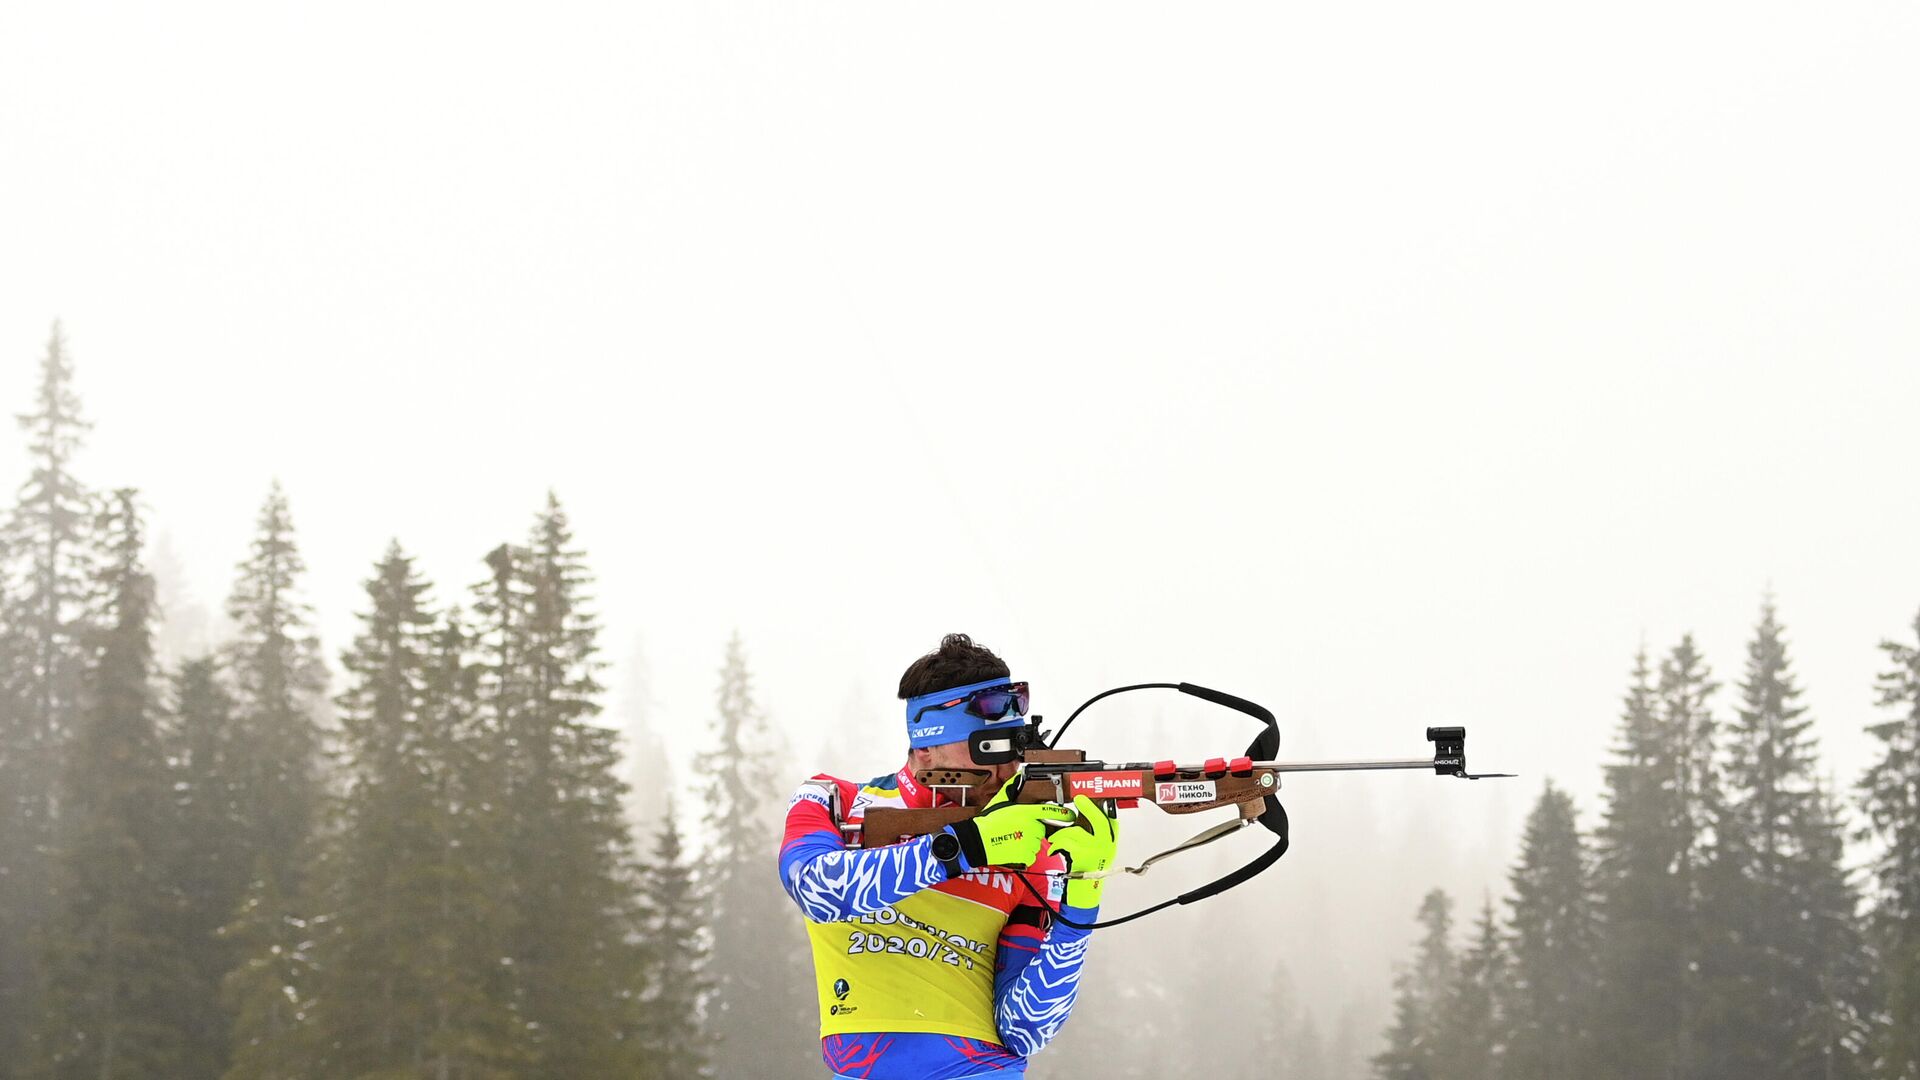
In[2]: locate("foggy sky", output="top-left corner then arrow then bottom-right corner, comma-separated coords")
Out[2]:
4,0 -> 1917,1023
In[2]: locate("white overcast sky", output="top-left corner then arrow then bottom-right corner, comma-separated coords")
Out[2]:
3,0 -> 1917,909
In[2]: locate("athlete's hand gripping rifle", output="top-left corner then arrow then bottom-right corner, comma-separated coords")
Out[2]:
859,682 -> 1513,929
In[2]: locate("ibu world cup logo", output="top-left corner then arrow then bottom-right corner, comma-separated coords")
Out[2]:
833,979 -> 850,1001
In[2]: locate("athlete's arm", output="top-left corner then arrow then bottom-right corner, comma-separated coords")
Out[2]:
992,898 -> 1097,1057
777,776 -> 946,923
993,798 -> 1117,1057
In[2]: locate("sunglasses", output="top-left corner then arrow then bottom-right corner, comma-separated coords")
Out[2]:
911,681 -> 1030,727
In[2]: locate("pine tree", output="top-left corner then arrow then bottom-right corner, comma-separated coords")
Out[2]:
1500,780 -> 1597,1080
1,322 -> 97,1078
166,657 -> 251,1079
1593,638 -> 1719,1079
302,543 -> 439,1075
300,545 -> 527,1077
696,631 -> 816,1077
1860,607 -> 1920,1078
209,487 -> 328,1079
1373,889 -> 1455,1080
1592,647 -> 1667,1079
1434,897 -> 1504,1079
31,490 -> 195,1078
1701,598 -> 1869,1079
222,483 -> 326,903
636,792 -> 715,1078
475,496 -> 646,1077
1799,782 -> 1874,1080
695,632 -> 781,872
0,539 -> 24,1079
415,606 -> 528,1077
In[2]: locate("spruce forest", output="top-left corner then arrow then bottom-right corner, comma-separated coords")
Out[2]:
1370,608 -> 1920,1080
4,322 -> 1918,1080
0,325 -> 805,1079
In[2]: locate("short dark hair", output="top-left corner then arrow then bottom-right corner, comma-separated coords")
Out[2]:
897,633 -> 1010,700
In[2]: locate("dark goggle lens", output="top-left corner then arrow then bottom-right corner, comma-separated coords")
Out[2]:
969,683 -> 1029,720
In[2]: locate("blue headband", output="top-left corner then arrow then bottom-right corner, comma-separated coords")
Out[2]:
905,677 -> 1024,749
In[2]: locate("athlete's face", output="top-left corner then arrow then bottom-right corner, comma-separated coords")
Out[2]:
912,740 -> 1018,804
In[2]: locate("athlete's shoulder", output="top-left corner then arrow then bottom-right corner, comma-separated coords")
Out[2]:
788,773 -> 848,814
790,770 -> 895,814
783,773 -> 858,855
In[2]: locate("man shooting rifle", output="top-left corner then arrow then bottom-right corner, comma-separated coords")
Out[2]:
778,634 -> 1116,1079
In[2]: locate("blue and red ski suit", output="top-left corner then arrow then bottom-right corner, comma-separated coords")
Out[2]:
778,765 -> 1099,1079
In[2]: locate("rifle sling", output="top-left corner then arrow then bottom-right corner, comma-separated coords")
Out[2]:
1078,816 -> 1253,880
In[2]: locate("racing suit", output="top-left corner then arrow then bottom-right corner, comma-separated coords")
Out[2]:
778,765 -> 1098,1078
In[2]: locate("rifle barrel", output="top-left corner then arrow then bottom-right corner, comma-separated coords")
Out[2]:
1258,757 -> 1439,774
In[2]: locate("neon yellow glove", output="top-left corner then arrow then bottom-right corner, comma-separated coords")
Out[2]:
1041,795 -> 1120,908
948,774 -> 1075,870
979,771 -> 1022,811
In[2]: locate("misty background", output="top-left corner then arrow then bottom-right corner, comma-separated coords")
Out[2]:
3,1 -> 1917,1077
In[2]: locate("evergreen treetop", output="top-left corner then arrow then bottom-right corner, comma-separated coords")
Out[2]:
1500,780 -> 1596,1080
1373,888 -> 1456,1080
1859,607 -> 1920,1076
35,490 -> 196,1079
5,319 -> 97,736
636,792 -> 716,1079
1705,598 -> 1868,1080
2,325 -> 102,1080
303,544 -> 527,1077
225,482 -> 326,711
221,484 -> 325,902
468,498 -> 646,1077
1434,896 -> 1502,1079
1594,637 -> 1719,1079
10,321 -> 94,620
694,631 -> 814,1077
695,630 -> 782,865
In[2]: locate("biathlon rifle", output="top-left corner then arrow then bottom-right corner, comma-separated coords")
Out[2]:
858,682 -> 1513,930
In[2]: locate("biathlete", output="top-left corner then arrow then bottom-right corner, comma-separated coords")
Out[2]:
778,634 -> 1119,1078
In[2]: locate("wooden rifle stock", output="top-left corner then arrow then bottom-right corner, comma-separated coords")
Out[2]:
858,767 -> 1065,846
859,805 -> 978,846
